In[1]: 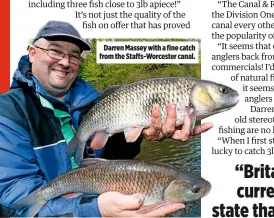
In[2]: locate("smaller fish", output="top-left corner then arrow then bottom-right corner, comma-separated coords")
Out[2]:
11,159 -> 211,217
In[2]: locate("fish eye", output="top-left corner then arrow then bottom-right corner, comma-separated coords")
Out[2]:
192,187 -> 201,194
219,87 -> 228,94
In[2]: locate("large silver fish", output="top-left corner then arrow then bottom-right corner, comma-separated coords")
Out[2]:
68,77 -> 239,164
11,159 -> 211,217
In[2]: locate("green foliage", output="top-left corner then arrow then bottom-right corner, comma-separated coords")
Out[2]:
79,39 -> 201,92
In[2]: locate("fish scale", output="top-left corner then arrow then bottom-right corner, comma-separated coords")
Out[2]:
79,78 -> 195,140
40,160 -> 196,200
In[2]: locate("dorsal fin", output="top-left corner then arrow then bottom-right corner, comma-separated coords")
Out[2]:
101,85 -> 123,99
80,158 -> 108,167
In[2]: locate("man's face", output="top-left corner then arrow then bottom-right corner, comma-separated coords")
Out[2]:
29,38 -> 82,99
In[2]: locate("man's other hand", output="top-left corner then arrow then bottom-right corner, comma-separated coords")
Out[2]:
98,192 -> 185,217
142,104 -> 213,141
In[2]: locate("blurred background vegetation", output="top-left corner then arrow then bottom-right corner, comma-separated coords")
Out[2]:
79,39 -> 201,91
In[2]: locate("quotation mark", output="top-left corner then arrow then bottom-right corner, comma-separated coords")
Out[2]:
217,0 -> 227,4
235,164 -> 244,171
217,43 -> 227,49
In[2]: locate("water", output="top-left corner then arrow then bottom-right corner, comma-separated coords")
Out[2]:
136,135 -> 201,217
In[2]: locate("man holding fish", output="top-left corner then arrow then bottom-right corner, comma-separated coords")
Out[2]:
0,21 -> 238,217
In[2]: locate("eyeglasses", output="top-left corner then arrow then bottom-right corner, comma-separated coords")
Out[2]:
33,45 -> 84,66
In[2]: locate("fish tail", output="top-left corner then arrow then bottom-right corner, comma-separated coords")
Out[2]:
67,136 -> 86,165
11,189 -> 47,217
66,136 -> 80,159
75,141 -> 86,165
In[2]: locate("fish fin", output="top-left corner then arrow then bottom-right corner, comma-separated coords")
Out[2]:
61,192 -> 83,199
124,127 -> 144,142
66,136 -> 80,158
80,158 -> 108,167
66,136 -> 86,165
90,132 -> 109,149
11,189 -> 46,217
137,202 -> 168,214
184,204 -> 193,214
186,106 -> 196,135
101,85 -> 123,99
74,143 -> 86,165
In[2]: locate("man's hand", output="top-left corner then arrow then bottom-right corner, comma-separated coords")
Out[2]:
142,104 -> 213,141
98,192 -> 185,217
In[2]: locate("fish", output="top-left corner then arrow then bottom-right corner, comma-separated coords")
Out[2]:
11,159 -> 211,217
67,77 -> 239,164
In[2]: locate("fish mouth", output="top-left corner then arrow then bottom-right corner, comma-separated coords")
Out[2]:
232,94 -> 240,105
219,104 -> 236,112
201,181 -> 212,197
226,94 -> 240,107
215,95 -> 240,113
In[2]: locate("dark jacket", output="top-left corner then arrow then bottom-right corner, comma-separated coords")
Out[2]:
0,56 -> 141,216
